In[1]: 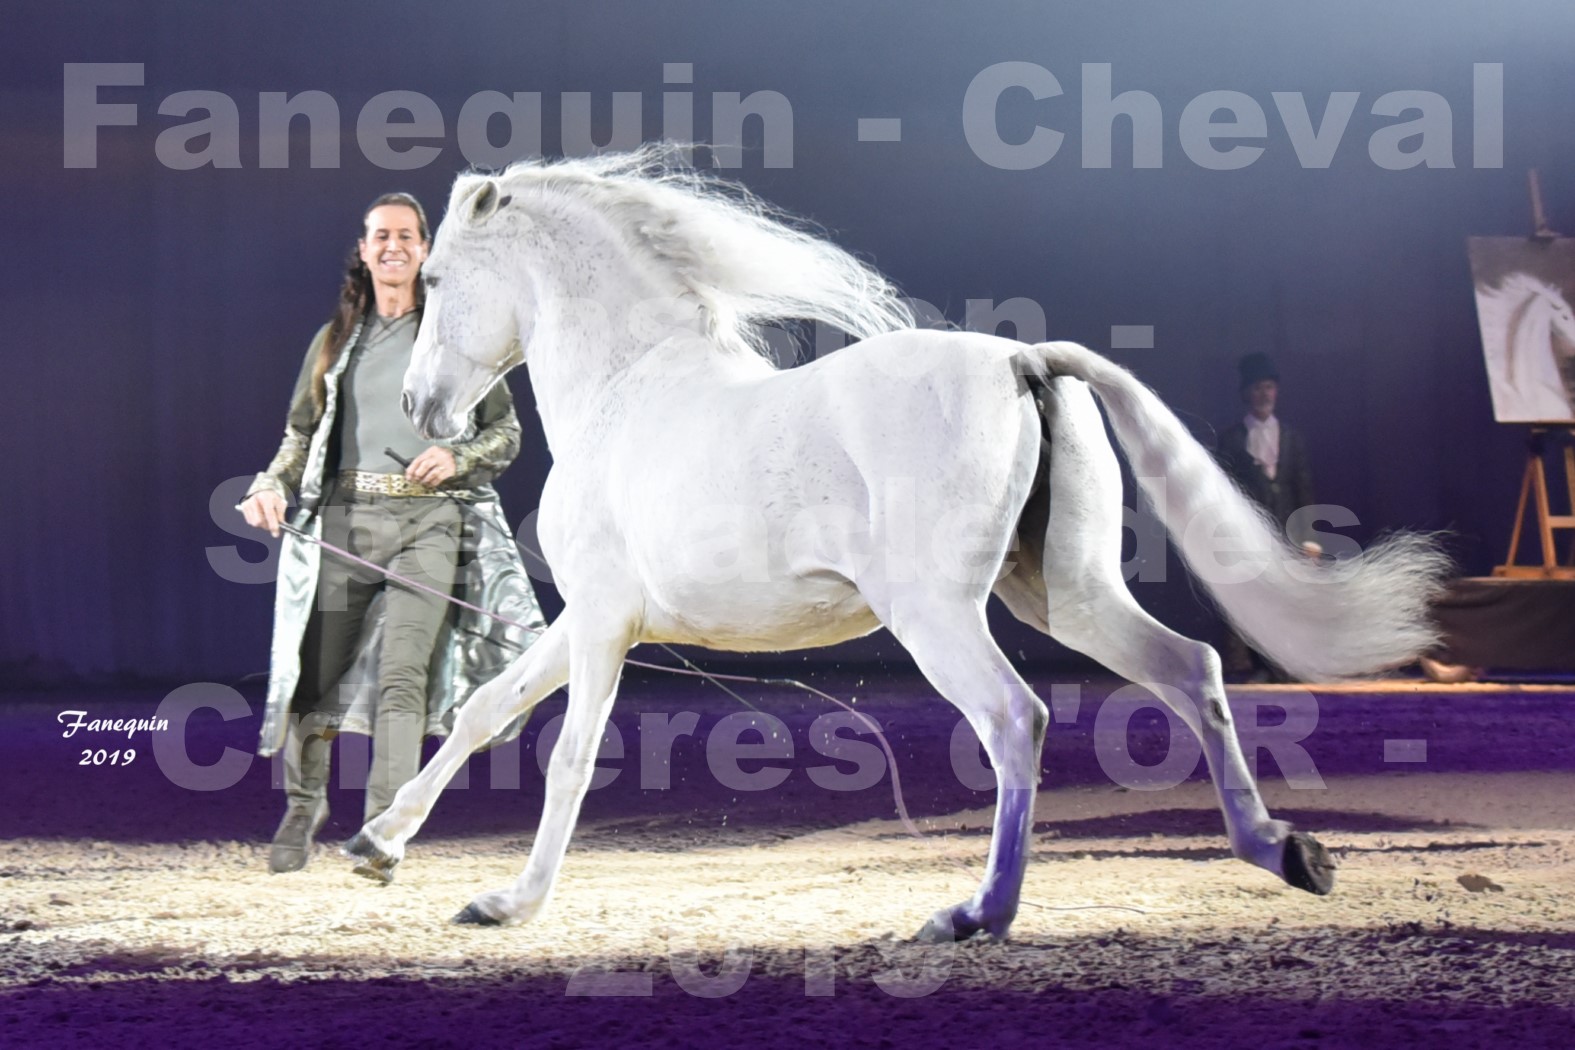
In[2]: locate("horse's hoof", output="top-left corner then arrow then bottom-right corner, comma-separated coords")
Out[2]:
452,902 -> 502,926
351,859 -> 396,885
1281,831 -> 1337,895
914,914 -> 956,943
342,831 -> 398,885
913,905 -> 1000,943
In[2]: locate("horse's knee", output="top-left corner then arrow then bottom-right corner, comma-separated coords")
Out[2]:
448,694 -> 501,745
461,673 -> 537,741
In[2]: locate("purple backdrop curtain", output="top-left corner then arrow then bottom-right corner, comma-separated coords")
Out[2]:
4,0 -> 1574,685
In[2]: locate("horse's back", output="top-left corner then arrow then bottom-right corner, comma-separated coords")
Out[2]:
792,328 -> 1041,494
594,329 -> 1045,642
614,328 -> 1032,500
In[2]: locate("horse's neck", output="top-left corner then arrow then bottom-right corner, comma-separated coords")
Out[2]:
526,263 -> 679,453
523,205 -> 760,450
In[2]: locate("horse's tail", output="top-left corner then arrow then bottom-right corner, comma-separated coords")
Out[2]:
1015,341 -> 1450,682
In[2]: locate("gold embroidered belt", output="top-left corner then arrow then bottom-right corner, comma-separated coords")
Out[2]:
336,470 -> 443,498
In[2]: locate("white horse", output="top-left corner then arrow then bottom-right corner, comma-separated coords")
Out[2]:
1476,271 -> 1575,423
346,148 -> 1447,942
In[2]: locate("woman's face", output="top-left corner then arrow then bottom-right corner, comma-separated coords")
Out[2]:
358,204 -> 428,289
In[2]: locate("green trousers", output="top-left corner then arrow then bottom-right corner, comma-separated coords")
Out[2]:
286,490 -> 462,822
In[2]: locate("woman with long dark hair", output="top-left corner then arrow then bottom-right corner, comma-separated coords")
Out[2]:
240,193 -> 543,874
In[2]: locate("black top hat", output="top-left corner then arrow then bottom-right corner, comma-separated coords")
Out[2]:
1238,352 -> 1280,390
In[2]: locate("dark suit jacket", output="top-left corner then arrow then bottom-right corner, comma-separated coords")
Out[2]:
1216,418 -> 1315,542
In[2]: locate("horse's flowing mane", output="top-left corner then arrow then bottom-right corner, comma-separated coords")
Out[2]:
1488,271 -> 1567,305
1480,272 -> 1571,338
472,145 -> 918,362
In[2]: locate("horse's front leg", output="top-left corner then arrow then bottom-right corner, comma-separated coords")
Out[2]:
344,619 -> 570,882
454,615 -> 635,926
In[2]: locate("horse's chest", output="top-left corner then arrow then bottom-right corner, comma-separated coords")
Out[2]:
534,466 -> 621,573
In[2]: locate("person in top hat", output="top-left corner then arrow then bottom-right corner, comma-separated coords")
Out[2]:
1215,352 -> 1318,680
1216,353 -> 1316,541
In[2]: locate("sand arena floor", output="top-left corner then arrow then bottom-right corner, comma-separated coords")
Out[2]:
2,674 -> 1573,1047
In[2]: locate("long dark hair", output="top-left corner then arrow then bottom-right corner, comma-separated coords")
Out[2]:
308,191 -> 431,413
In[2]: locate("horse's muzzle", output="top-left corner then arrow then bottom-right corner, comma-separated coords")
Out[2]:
403,383 -> 464,441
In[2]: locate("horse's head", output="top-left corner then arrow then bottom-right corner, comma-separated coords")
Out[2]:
1496,273 -> 1575,387
404,177 -> 529,440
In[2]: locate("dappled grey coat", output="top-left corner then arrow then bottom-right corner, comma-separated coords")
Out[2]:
247,321 -> 545,757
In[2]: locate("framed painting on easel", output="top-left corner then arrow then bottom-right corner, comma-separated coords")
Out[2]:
1467,236 -> 1575,425
1469,232 -> 1575,578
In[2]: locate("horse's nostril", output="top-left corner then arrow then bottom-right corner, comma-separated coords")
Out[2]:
401,389 -> 415,418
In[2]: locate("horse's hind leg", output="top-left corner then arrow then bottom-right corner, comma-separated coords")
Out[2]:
1039,380 -> 1334,893
879,597 -> 1048,942
344,618 -> 570,882
1047,577 -> 1332,891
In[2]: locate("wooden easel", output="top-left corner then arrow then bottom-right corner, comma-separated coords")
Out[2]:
1495,428 -> 1575,579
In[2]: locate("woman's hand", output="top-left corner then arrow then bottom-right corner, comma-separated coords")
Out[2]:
406,446 -> 457,487
241,490 -> 288,537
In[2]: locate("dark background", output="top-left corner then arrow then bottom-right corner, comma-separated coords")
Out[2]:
4,0 -> 1573,686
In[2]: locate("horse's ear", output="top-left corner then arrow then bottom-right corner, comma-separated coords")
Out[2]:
466,180 -> 508,224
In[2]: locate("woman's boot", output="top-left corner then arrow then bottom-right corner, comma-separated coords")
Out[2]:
268,721 -> 333,873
